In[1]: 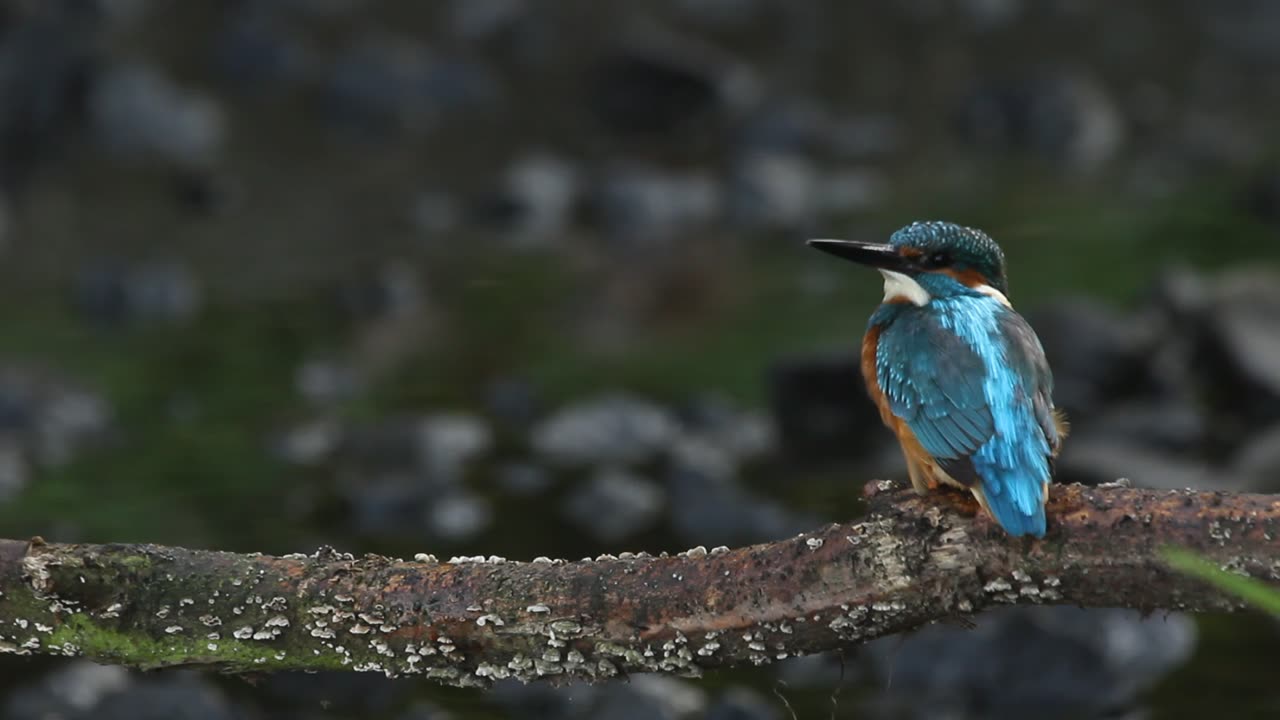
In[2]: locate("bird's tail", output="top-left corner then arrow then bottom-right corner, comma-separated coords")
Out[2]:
971,482 -> 1047,538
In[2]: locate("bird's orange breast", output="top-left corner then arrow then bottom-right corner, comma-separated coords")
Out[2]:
861,324 -> 954,490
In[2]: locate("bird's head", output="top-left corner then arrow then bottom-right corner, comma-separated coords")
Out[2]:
808,221 -> 1009,306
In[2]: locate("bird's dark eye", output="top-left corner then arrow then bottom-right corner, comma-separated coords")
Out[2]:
926,251 -> 952,267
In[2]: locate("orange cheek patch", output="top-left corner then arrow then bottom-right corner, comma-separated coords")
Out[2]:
939,267 -> 989,287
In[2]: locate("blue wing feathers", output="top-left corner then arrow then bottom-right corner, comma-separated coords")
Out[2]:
874,294 -> 1056,537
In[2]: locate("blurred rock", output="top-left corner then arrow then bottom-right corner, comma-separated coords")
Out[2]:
273,417 -> 342,466
324,32 -> 498,137
3,660 -> 130,720
33,382 -> 113,467
410,189 -> 461,235
588,29 -> 758,136
816,167 -> 889,216
295,357 -> 361,405
484,151 -> 579,246
957,0 -> 1022,31
768,355 -> 882,465
343,472 -> 426,537
259,670 -> 408,717
678,395 -> 778,462
426,489 -> 493,542
1076,399 -> 1206,456
0,12 -> 97,189
1194,270 -> 1280,439
826,113 -> 903,160
450,0 -> 528,40
774,651 -> 853,690
668,462 -> 807,546
84,673 -> 240,720
1230,422 -> 1280,493
74,260 -> 203,326
1023,297 -> 1152,418
0,368 -> 115,469
953,71 -> 1123,175
485,377 -> 541,428
0,435 -> 28,501
704,687 -> 780,720
213,8 -> 311,92
416,412 -> 492,483
495,460 -> 553,496
867,606 -> 1196,720
338,261 -> 427,321
591,164 -> 721,245
1199,0 -> 1280,65
728,151 -> 818,230
1055,436 -> 1248,491
532,393 -> 677,466
1244,166 -> 1280,225
588,675 -> 707,720
89,61 -> 224,167
562,466 -> 665,543
672,0 -> 766,28
736,100 -> 826,155
490,678 -> 598,720
394,702 -> 453,720
323,34 -> 432,136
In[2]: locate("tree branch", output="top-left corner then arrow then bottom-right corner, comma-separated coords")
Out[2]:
1,482 -> 1276,686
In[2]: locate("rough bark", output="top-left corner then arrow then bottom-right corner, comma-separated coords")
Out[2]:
0,481 -> 1277,686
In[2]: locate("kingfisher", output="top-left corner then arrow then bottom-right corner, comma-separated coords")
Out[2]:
808,221 -> 1066,537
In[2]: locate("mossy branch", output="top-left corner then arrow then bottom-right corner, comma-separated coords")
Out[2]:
1,482 -> 1277,686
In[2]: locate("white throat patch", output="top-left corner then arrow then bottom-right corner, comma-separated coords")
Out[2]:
880,270 -> 931,306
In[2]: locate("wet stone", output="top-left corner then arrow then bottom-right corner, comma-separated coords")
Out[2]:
1055,436 -> 1246,491
1230,422 -> 1280,493
3,661 -> 131,720
866,606 -> 1196,720
668,463 -> 810,546
588,37 -> 754,137
952,71 -> 1123,175
295,357 -> 362,406
704,686 -> 782,720
727,151 -> 818,230
260,670 -> 408,717
490,678 -> 600,720
1194,270 -> 1280,433
531,393 -> 677,466
590,164 -> 721,246
212,8 -> 311,92
1023,296 -> 1153,419
587,674 -> 707,720
76,673 -> 239,720
485,376 -> 541,428
426,490 -> 493,542
88,60 -> 225,167
495,461 -> 554,496
562,466 -> 666,543
415,413 -> 492,484
337,260 -> 427,321
768,355 -> 883,464
0,435 -> 29,502
485,151 -> 579,247
74,260 -> 203,326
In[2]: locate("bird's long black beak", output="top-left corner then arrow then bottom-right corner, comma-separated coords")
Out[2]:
806,239 -> 913,272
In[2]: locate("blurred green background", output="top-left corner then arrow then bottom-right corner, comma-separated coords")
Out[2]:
0,1 -> 1278,719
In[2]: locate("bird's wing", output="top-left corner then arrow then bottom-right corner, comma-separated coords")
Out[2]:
996,309 -> 1061,457
875,310 -> 995,485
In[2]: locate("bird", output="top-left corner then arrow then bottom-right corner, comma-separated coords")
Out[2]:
807,221 -> 1066,537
